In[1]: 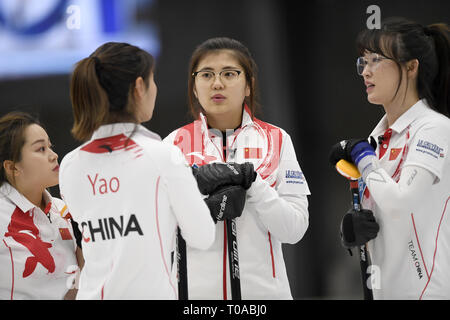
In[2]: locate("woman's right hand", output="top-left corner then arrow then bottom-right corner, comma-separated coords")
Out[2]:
192,162 -> 256,195
204,185 -> 247,223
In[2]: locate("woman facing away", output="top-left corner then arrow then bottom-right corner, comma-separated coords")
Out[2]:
164,37 -> 311,299
59,42 -> 215,299
330,17 -> 450,299
0,111 -> 82,300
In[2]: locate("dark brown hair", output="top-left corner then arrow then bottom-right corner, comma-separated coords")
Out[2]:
0,112 -> 42,186
187,37 -> 260,120
70,42 -> 155,141
357,17 -> 450,116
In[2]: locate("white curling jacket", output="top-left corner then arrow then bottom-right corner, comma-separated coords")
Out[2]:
361,100 -> 450,299
59,123 -> 215,300
164,107 -> 310,299
0,183 -> 77,300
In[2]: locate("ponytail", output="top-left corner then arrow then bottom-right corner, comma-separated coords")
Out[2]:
70,57 -> 109,141
425,23 -> 450,116
70,42 -> 155,142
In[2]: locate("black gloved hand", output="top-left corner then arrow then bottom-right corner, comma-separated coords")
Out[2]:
192,162 -> 257,195
340,208 -> 379,248
329,137 -> 377,166
205,185 -> 246,223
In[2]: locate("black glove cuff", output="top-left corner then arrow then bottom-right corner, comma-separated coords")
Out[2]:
241,162 -> 257,189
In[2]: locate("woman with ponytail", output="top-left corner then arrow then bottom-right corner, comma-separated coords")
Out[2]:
59,42 -> 215,299
330,17 -> 450,299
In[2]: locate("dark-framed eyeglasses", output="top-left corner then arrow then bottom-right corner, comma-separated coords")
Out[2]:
192,69 -> 243,84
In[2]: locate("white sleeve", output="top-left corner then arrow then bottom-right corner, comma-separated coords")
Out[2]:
161,145 -> 215,249
246,134 -> 310,244
364,165 -> 435,219
365,123 -> 448,218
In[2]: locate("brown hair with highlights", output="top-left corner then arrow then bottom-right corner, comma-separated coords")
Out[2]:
70,42 -> 155,141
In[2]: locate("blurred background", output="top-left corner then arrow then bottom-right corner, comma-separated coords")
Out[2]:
0,0 -> 448,299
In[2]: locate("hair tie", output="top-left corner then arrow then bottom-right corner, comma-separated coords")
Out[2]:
91,56 -> 107,93
91,56 -> 103,74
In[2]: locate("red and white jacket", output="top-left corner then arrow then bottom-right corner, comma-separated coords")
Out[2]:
59,123 -> 215,299
164,107 -> 310,299
0,183 -> 78,300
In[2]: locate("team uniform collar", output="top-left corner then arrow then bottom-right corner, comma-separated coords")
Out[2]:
370,99 -> 429,137
0,182 -> 53,214
198,105 -> 254,137
90,122 -> 162,141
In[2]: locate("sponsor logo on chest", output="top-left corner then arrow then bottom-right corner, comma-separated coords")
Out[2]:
416,139 -> 444,159
285,170 -> 304,184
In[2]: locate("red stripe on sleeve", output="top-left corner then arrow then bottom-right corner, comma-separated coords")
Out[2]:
268,232 -> 276,278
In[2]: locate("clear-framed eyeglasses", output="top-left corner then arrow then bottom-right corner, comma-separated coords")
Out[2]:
192,69 -> 243,85
356,53 -> 390,75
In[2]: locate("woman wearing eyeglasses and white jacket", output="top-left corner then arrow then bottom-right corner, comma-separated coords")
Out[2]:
330,18 -> 450,299
164,37 -> 311,300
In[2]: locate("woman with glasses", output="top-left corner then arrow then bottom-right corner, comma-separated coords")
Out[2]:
330,18 -> 450,299
59,42 -> 215,299
164,37 -> 310,299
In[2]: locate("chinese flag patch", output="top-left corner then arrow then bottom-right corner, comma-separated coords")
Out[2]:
59,228 -> 73,240
389,148 -> 402,161
244,147 -> 262,159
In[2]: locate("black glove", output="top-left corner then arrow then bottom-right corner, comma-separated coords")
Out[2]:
192,162 -> 257,195
204,185 -> 246,223
329,137 -> 377,166
340,208 -> 379,248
